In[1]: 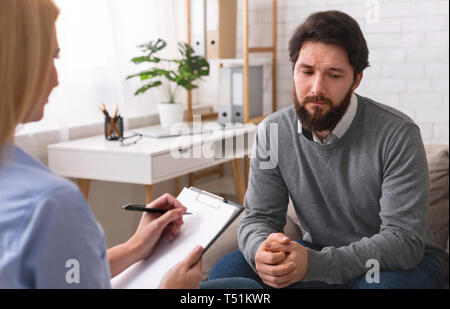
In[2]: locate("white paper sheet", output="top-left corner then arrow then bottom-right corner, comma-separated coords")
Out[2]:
111,187 -> 236,289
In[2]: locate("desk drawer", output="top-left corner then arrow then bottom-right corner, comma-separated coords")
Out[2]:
152,144 -> 216,180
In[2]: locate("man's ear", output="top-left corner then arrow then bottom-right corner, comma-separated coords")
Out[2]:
352,71 -> 363,91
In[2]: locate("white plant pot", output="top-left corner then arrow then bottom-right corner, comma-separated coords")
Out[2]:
157,102 -> 185,128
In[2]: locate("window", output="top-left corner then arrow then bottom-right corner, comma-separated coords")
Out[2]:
19,0 -> 186,134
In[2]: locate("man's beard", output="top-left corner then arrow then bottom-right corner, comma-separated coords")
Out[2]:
294,86 -> 354,133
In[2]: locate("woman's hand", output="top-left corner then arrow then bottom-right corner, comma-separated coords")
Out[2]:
159,246 -> 204,289
127,193 -> 187,261
108,193 -> 187,278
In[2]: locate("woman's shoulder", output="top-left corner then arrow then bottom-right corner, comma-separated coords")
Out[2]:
0,145 -> 88,228
0,147 -> 108,288
1,145 -> 78,193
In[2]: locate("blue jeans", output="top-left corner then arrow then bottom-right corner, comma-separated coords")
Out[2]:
209,241 -> 446,289
200,277 -> 262,289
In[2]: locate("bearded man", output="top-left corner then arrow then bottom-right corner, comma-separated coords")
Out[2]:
208,10 -> 448,289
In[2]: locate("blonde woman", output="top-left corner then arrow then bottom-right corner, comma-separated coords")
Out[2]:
0,0 -> 260,289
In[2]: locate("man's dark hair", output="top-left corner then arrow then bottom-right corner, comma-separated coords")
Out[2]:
289,10 -> 370,77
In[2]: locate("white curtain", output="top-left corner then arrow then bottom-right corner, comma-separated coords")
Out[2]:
19,0 -> 186,136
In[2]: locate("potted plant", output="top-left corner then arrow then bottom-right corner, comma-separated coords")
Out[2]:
126,38 -> 210,128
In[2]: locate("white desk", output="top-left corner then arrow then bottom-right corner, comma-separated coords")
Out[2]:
47,123 -> 256,204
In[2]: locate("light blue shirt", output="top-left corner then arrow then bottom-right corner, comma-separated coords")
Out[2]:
0,144 -> 111,288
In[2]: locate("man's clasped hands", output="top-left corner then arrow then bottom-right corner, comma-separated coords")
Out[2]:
255,233 -> 309,288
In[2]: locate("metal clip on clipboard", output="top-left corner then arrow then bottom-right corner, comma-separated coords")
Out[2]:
192,188 -> 225,209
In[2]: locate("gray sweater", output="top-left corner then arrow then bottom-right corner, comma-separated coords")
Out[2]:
239,94 -> 449,284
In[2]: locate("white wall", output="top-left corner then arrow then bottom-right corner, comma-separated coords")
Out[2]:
200,0 -> 449,144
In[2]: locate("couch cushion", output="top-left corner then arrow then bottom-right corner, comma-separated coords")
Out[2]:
425,144 -> 449,250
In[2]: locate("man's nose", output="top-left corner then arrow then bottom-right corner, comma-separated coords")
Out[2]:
310,75 -> 326,97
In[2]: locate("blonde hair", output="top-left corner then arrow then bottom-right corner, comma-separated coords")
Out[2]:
0,0 -> 59,150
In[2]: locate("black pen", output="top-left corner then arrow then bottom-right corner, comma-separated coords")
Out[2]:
122,204 -> 192,215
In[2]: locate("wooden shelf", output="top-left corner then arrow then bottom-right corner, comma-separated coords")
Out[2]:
248,47 -> 275,53
243,0 -> 277,124
185,0 -> 277,125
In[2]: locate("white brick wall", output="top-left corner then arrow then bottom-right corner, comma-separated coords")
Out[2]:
197,0 -> 449,144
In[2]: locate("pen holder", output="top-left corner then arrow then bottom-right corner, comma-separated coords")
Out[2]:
104,116 -> 123,140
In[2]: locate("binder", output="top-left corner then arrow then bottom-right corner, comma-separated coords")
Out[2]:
218,64 -> 264,125
206,0 -> 237,59
111,187 -> 243,289
190,0 -> 207,57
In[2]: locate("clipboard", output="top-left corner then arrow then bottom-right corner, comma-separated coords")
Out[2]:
188,186 -> 243,254
111,186 -> 243,289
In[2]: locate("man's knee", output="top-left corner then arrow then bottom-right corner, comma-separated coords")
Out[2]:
209,250 -> 253,280
217,250 -> 248,266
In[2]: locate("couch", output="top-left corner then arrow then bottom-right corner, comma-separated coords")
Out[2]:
202,144 -> 449,286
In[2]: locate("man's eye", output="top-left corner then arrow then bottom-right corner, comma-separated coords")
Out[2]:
302,71 -> 313,75
330,74 -> 342,78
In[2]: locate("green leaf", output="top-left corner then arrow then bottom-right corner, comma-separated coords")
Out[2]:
126,71 -> 155,81
134,81 -> 162,95
137,38 -> 167,55
131,56 -> 150,64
